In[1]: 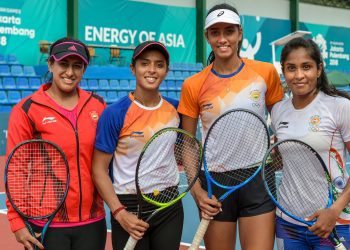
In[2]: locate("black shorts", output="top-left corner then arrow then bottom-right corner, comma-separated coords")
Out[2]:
112,193 -> 184,250
199,170 -> 275,222
29,218 -> 107,250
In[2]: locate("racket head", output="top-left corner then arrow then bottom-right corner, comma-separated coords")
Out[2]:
203,109 -> 270,191
5,139 -> 70,220
261,139 -> 332,225
135,127 -> 202,211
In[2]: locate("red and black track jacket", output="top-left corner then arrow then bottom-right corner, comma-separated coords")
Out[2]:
6,83 -> 106,232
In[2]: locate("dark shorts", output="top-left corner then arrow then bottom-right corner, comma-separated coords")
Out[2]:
29,218 -> 107,250
199,170 -> 275,222
112,193 -> 184,250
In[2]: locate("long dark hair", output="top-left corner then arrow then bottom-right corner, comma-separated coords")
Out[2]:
281,37 -> 350,100
206,3 -> 242,65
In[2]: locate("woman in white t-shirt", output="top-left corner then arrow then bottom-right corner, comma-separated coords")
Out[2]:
272,37 -> 350,249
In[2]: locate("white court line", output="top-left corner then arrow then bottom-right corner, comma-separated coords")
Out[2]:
180,242 -> 205,249
0,209 -> 7,214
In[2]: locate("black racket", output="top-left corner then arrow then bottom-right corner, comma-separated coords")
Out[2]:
5,139 -> 70,250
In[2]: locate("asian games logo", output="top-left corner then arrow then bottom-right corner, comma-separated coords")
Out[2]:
309,115 -> 321,132
249,90 -> 261,108
313,34 -> 328,66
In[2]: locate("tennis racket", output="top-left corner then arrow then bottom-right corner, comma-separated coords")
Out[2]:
5,139 -> 70,250
261,139 -> 346,250
123,127 -> 202,250
189,108 -> 270,250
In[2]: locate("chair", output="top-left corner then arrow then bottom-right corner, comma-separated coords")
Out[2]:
10,65 -> 24,76
166,71 -> 175,80
16,77 -> 30,89
175,80 -> 183,90
119,80 -> 130,90
23,66 -> 36,77
6,54 -> 19,64
159,81 -> 167,91
182,71 -> 190,79
0,91 -> 8,104
174,71 -> 183,80
79,79 -> 89,90
3,77 -> 16,89
0,105 -> 12,112
118,91 -> 129,98
95,91 -> 107,101
109,79 -> 120,90
99,79 -> 110,90
29,77 -> 41,89
129,79 -> 136,90
168,91 -> 178,100
0,65 -> 11,76
88,79 -> 99,90
0,54 -> 6,64
107,91 -> 119,103
195,62 -> 204,71
7,90 -> 22,104
21,90 -> 33,98
166,80 -> 177,90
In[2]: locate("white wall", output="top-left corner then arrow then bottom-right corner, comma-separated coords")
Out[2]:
132,0 -> 350,28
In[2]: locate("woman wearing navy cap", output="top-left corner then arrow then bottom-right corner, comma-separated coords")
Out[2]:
5,37 -> 107,250
92,41 -> 183,250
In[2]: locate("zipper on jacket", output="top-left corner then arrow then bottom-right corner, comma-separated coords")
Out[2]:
32,93 -> 93,222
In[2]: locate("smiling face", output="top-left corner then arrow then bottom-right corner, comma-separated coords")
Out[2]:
205,22 -> 242,61
48,55 -> 86,94
282,47 -> 322,101
130,49 -> 168,92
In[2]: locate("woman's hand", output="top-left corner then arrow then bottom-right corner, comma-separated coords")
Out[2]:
306,208 -> 339,238
191,183 -> 222,219
14,227 -> 44,250
115,209 -> 149,240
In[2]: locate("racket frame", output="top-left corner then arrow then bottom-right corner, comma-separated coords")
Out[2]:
261,139 -> 345,249
135,127 -> 202,216
4,139 -> 70,246
203,108 -> 270,201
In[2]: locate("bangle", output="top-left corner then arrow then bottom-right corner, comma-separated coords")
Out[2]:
112,206 -> 126,218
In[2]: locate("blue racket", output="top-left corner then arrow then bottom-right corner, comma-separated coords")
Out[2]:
189,109 -> 270,249
261,139 -> 346,250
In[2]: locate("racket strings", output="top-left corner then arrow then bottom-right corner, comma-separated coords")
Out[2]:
6,142 -> 68,218
138,130 -> 201,205
205,110 -> 269,186
264,141 -> 331,219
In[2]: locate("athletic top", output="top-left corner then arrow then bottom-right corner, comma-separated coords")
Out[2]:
178,58 -> 283,140
95,93 -> 180,194
272,91 -> 350,224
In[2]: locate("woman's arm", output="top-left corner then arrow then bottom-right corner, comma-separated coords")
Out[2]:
92,149 -> 148,240
181,115 -> 221,219
308,141 -> 350,238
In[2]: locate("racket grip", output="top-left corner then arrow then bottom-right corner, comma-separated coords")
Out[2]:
334,243 -> 346,250
123,236 -> 138,250
188,218 -> 210,250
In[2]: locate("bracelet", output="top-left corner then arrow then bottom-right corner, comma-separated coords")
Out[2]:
112,206 -> 126,218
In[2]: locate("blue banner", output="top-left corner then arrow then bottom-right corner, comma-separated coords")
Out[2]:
0,0 -> 66,65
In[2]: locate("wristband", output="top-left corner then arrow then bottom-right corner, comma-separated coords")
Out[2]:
112,206 -> 126,218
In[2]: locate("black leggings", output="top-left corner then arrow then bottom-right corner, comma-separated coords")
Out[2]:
28,218 -> 107,250
111,194 -> 184,250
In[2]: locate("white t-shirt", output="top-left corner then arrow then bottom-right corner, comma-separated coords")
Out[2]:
271,91 -> 350,225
